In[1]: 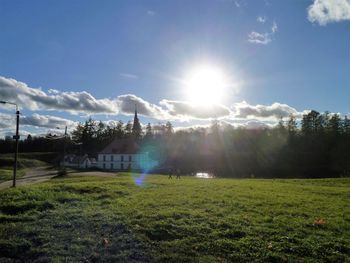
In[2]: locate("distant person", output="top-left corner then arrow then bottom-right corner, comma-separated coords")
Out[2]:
168,168 -> 173,179
176,168 -> 181,179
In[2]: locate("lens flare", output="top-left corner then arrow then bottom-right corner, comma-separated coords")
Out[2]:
130,143 -> 160,187
185,64 -> 227,105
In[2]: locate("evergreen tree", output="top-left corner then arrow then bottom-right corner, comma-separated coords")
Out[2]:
342,116 -> 350,135
302,110 -> 322,135
125,121 -> 133,136
277,116 -> 287,135
116,121 -> 124,138
287,114 -> 297,136
165,121 -> 173,135
26,134 -> 33,142
145,123 -> 153,137
328,114 -> 341,135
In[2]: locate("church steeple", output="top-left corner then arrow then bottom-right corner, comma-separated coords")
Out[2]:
134,104 -> 138,121
132,104 -> 142,138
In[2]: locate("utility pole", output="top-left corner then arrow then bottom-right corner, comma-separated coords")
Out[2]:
63,126 -> 67,171
13,109 -> 20,187
0,101 -> 19,187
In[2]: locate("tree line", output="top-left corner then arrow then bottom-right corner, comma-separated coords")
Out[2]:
1,110 -> 350,178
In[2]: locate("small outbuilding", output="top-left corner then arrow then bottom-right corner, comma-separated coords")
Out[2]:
62,154 -> 97,169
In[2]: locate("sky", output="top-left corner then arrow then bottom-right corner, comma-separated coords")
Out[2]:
1,0 -> 350,137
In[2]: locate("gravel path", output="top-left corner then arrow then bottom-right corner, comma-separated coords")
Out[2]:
0,167 -> 58,190
0,168 -> 119,190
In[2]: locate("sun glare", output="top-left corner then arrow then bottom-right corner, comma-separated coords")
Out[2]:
185,65 -> 227,105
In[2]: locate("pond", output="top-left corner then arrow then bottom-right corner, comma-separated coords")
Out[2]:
195,172 -> 215,179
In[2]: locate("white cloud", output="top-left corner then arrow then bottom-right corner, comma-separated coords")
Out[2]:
308,0 -> 350,25
0,112 -> 77,130
272,21 -> 278,33
0,76 -> 311,123
0,113 -> 14,129
174,120 -> 271,131
117,94 -> 168,119
248,32 -> 271,45
147,10 -> 156,16
233,120 -> 271,129
0,76 -> 118,115
119,73 -> 139,79
248,21 -> 278,45
232,0 -> 247,8
232,101 -> 302,120
257,16 -> 267,23
21,113 -> 77,129
1,129 -> 33,139
160,100 -> 231,120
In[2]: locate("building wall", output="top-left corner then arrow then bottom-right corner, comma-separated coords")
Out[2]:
97,153 -> 150,170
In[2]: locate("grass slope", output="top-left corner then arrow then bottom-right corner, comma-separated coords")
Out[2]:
0,174 -> 349,262
0,153 -> 50,182
0,167 -> 26,182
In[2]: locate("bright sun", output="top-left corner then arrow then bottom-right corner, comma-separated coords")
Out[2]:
185,65 -> 227,105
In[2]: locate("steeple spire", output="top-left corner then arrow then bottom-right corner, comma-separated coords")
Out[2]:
132,103 -> 142,138
134,104 -> 138,119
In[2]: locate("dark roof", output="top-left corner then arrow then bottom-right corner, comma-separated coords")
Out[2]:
99,138 -> 140,154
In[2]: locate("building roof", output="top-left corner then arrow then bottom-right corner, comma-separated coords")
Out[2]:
99,138 -> 140,154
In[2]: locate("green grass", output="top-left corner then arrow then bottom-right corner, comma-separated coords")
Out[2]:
0,167 -> 26,182
0,157 -> 48,169
1,152 -> 58,163
0,154 -> 50,182
0,174 -> 349,262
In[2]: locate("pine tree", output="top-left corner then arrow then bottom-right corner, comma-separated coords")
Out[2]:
125,121 -> 132,136
342,116 -> 350,135
277,116 -> 287,135
146,123 -> 153,137
287,114 -> 297,136
328,114 -> 341,135
165,121 -> 173,135
116,121 -> 124,138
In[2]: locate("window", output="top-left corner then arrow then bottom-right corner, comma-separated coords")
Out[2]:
121,155 -> 124,161
103,155 -> 106,162
129,155 -> 132,161
111,155 -> 114,161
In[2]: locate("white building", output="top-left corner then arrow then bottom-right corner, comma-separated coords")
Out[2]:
62,154 -> 97,169
97,138 -> 157,171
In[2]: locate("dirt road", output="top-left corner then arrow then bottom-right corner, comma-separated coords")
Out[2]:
0,168 -> 121,190
0,167 -> 58,190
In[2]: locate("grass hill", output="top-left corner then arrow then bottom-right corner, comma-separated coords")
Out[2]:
0,152 -> 55,182
0,173 -> 349,262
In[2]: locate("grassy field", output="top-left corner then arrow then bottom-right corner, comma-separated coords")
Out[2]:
0,153 -> 52,182
0,167 -> 26,182
0,174 -> 349,262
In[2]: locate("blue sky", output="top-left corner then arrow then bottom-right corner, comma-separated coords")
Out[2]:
1,0 -> 350,136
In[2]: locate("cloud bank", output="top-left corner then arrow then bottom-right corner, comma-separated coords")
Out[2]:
117,94 -> 168,119
232,101 -> 301,120
0,112 -> 77,130
0,76 -> 232,121
308,0 -> 350,25
0,76 -> 118,115
160,100 -> 231,119
0,75 -> 308,129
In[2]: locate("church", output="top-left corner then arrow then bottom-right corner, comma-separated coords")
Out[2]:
97,107 -> 157,171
